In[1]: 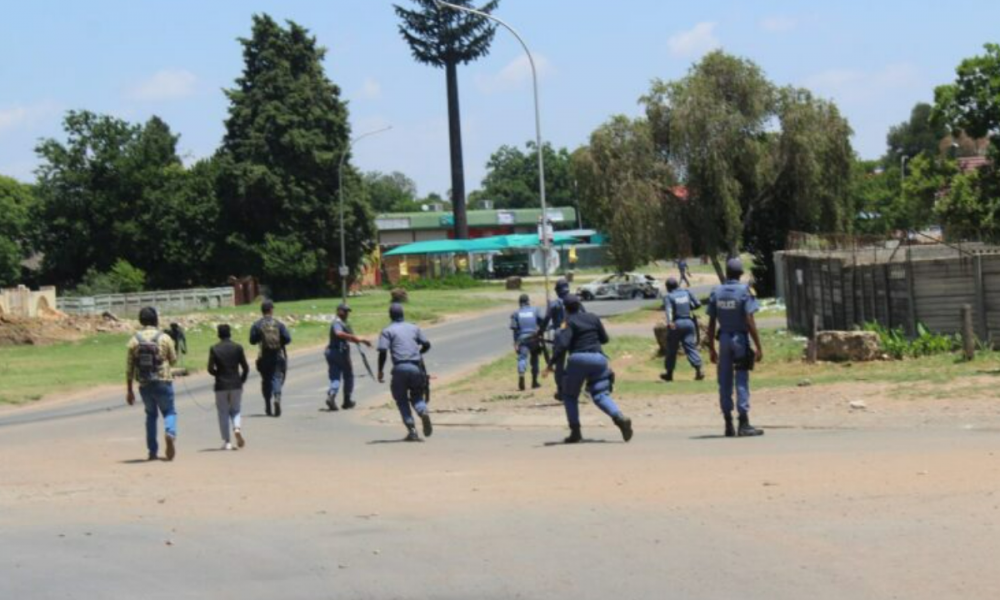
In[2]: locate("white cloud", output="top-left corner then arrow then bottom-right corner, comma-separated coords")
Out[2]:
0,101 -> 58,137
803,63 -> 920,104
476,54 -> 552,94
760,16 -> 797,33
668,22 -> 720,59
129,69 -> 197,101
359,77 -> 382,100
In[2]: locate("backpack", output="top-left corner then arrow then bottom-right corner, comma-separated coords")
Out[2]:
260,319 -> 283,352
135,332 -> 163,384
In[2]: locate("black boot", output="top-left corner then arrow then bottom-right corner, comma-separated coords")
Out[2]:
326,393 -> 339,411
724,413 -> 736,438
532,375 -> 541,389
694,367 -> 705,381
420,411 -> 433,438
660,371 -> 673,382
404,425 -> 421,442
265,398 -> 273,417
738,414 -> 764,437
613,414 -> 634,442
519,375 -> 526,391
342,395 -> 355,410
273,395 -> 282,418
564,425 -> 583,444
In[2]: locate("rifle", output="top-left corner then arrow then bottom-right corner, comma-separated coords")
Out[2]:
419,358 -> 431,405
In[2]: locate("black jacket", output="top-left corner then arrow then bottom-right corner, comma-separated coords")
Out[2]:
208,340 -> 250,392
552,312 -> 609,363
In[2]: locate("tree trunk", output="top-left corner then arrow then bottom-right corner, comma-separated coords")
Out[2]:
445,61 -> 468,239
710,254 -> 726,283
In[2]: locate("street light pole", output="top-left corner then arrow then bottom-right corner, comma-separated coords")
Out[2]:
339,125 -> 392,304
433,0 -> 552,306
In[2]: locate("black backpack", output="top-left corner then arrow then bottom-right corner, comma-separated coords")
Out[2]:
135,332 -> 163,384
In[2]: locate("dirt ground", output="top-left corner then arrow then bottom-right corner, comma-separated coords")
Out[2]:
0,313 -> 134,346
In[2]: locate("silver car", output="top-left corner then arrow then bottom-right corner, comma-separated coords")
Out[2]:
576,273 -> 661,301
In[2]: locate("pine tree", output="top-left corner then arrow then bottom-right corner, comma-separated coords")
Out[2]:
395,0 -> 500,239
216,14 -> 374,298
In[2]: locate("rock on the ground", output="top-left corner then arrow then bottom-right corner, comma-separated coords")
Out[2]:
849,400 -> 867,410
505,277 -> 522,290
812,331 -> 881,362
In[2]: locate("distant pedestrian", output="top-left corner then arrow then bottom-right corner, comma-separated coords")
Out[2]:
377,303 -> 433,442
249,299 -> 292,417
325,303 -> 371,411
677,258 -> 691,288
510,294 -> 543,391
661,277 -> 705,382
208,324 -> 249,450
707,258 -> 764,438
126,307 -> 179,461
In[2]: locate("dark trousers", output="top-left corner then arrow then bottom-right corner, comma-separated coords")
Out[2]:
665,318 -> 703,373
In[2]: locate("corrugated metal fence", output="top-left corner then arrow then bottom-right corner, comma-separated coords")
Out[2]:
58,287 -> 235,316
779,245 -> 1000,344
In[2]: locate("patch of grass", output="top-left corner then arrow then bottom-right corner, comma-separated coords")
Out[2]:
0,289 -> 507,406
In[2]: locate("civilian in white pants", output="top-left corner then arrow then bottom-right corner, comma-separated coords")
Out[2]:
208,324 -> 250,450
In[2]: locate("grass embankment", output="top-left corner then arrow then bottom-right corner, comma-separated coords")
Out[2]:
0,289 -> 508,406
445,324 -> 1000,402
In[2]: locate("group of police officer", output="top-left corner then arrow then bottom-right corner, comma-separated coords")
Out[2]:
509,257 -> 764,440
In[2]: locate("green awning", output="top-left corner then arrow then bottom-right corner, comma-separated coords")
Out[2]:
384,233 -> 578,257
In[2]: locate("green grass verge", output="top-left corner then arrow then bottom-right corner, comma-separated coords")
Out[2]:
0,289 -> 507,406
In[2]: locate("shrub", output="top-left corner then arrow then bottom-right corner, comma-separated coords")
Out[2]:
73,260 -> 147,296
388,273 -> 485,291
863,322 -> 958,359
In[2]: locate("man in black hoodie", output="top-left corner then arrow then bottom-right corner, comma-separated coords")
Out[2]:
208,324 -> 250,450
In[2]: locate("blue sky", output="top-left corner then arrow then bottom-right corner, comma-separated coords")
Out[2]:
2,1 -> 998,197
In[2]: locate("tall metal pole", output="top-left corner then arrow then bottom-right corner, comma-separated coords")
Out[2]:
434,0 -> 552,306
339,125 -> 392,304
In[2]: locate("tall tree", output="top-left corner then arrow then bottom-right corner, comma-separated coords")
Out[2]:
365,171 -> 420,213
478,142 -> 575,210
885,103 -> 948,166
0,175 -> 36,287
216,14 -> 374,299
934,43 -> 1000,156
395,0 -> 500,239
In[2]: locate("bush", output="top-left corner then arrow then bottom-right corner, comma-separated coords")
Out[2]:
73,260 -> 147,296
863,322 -> 958,359
388,273 -> 485,291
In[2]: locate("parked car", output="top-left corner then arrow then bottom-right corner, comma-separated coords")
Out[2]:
576,273 -> 661,301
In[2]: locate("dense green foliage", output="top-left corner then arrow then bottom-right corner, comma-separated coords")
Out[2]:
72,260 -> 147,296
474,142 -> 576,211
366,171 -> 421,213
388,273 -> 485,290
864,322 -> 958,360
395,0 -> 500,238
0,176 -> 36,287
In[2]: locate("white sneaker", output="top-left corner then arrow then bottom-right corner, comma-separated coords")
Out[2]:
223,442 -> 233,451
234,428 -> 245,448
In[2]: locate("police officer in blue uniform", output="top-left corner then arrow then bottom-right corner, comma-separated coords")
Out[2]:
539,278 -> 573,400
548,294 -> 633,444
377,303 -> 433,442
510,294 -> 544,391
677,258 -> 691,288
707,258 -> 764,438
661,277 -> 705,382
325,303 -> 371,411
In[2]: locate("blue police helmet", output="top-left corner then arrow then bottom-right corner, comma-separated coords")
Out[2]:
519,293 -> 530,306
555,278 -> 570,297
726,257 -> 744,279
389,303 -> 405,322
562,294 -> 582,313
666,277 -> 679,291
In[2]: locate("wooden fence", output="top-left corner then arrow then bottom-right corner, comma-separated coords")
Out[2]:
778,247 -> 1000,344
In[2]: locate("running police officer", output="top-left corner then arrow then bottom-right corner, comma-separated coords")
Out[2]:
510,294 -> 544,391
547,294 -> 633,444
661,277 -> 705,382
377,303 -> 433,442
325,303 -> 371,411
539,277 -> 573,400
707,258 -> 764,438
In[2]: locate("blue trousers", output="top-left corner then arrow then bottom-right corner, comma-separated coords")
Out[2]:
666,318 -> 703,372
259,357 -> 285,402
325,348 -> 354,400
516,338 -> 541,376
139,381 -> 177,456
717,331 -> 751,415
390,363 -> 428,427
561,353 -> 623,428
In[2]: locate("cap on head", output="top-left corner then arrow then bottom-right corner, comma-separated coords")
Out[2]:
217,324 -> 232,339
555,277 -> 570,297
337,303 -> 352,314
261,299 -> 275,314
726,258 -> 744,280
563,293 -> 582,313
519,293 -> 530,306
666,277 -> 679,291
138,307 -> 158,327
389,303 -> 405,322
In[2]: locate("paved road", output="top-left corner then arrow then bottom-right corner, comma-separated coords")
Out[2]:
4,294 -> 997,599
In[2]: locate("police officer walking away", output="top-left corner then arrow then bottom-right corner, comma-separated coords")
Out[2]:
548,294 -> 633,444
661,277 -> 705,382
677,258 -> 692,288
325,303 -> 371,411
250,299 -> 292,417
511,294 -> 543,391
126,307 -> 179,461
539,277 -> 573,400
377,303 -> 433,442
707,258 -> 764,438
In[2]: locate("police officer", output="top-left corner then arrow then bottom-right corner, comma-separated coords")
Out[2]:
377,303 -> 433,442
510,294 -> 544,391
249,299 -> 292,417
707,258 -> 764,438
548,294 -> 633,444
539,277 -> 573,400
677,258 -> 692,288
661,277 -> 705,382
325,303 -> 371,411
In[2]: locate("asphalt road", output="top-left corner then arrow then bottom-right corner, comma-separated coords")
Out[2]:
3,294 -> 998,599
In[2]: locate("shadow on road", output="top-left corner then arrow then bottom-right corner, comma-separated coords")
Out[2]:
540,439 -> 616,447
367,438 -> 421,445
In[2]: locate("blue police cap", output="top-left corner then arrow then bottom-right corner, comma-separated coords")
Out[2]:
389,303 -> 405,321
666,277 -> 679,290
519,294 -> 530,305
726,258 -> 744,276
337,303 -> 352,313
562,294 -> 582,311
